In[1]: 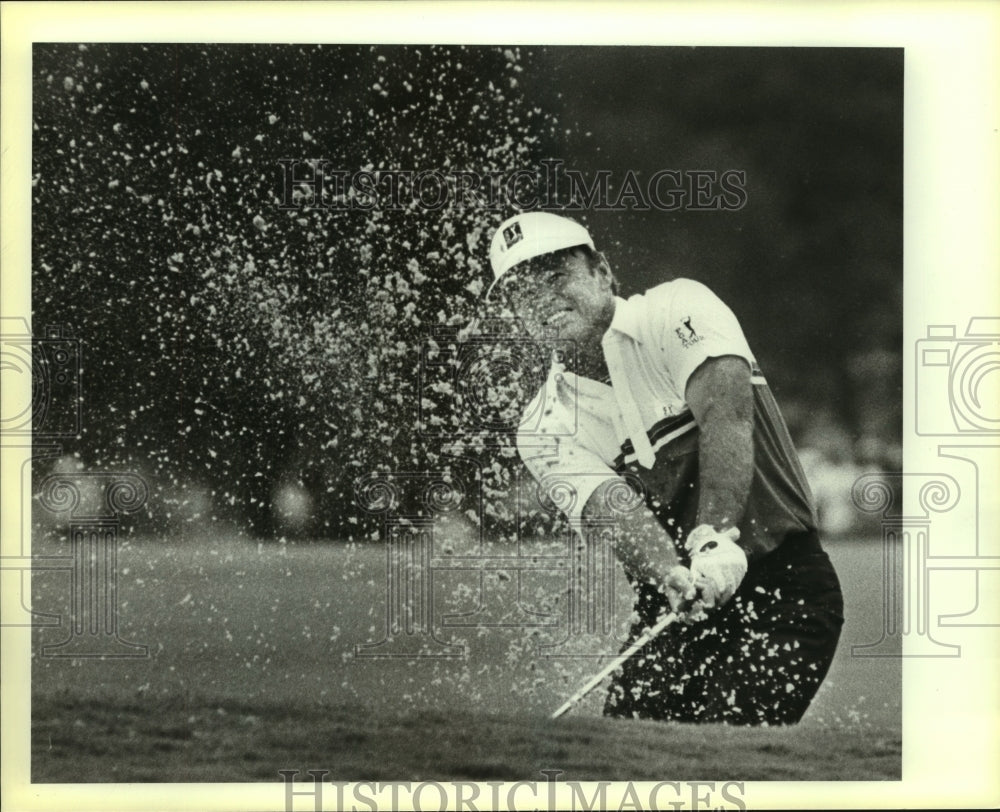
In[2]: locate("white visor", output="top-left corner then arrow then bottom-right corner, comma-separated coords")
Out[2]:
486,212 -> 595,299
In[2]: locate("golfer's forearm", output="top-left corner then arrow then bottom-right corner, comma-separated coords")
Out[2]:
685,355 -> 755,554
582,479 -> 681,585
696,415 -> 754,532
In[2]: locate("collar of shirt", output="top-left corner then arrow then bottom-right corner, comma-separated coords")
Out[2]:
545,294 -> 644,391
545,295 -> 657,469
606,294 -> 644,344
547,352 -> 615,403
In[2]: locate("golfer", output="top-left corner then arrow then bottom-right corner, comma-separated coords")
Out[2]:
486,211 -> 844,725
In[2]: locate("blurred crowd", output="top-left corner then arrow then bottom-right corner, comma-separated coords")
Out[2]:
783,346 -> 901,537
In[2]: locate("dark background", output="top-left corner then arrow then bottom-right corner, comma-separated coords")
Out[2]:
31,44 -> 902,538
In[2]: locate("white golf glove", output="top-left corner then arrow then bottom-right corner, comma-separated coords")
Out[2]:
659,565 -> 698,616
685,524 -> 748,610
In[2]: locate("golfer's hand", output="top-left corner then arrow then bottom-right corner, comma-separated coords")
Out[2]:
685,525 -> 748,611
657,565 -> 698,617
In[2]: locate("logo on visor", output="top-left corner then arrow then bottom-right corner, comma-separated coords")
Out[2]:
503,222 -> 524,249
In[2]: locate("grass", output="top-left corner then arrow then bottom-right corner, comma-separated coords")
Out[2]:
32,694 -> 900,782
29,534 -> 900,782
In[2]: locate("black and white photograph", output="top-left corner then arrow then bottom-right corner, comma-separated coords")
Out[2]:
2,3 -> 998,811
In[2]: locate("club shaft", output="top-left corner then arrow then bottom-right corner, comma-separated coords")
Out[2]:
550,612 -> 677,719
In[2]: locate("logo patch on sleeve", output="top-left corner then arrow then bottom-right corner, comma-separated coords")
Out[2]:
674,316 -> 704,349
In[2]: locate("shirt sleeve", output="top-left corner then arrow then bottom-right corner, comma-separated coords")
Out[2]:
655,278 -> 755,397
515,383 -> 620,523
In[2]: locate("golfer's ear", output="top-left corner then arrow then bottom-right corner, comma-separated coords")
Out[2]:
592,252 -> 613,287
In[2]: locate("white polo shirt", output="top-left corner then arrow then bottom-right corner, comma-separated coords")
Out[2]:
515,278 -> 749,514
517,279 -> 816,554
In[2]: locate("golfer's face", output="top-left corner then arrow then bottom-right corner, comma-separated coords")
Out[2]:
500,250 -> 612,342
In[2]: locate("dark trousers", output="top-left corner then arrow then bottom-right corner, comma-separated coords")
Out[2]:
604,531 -> 844,725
